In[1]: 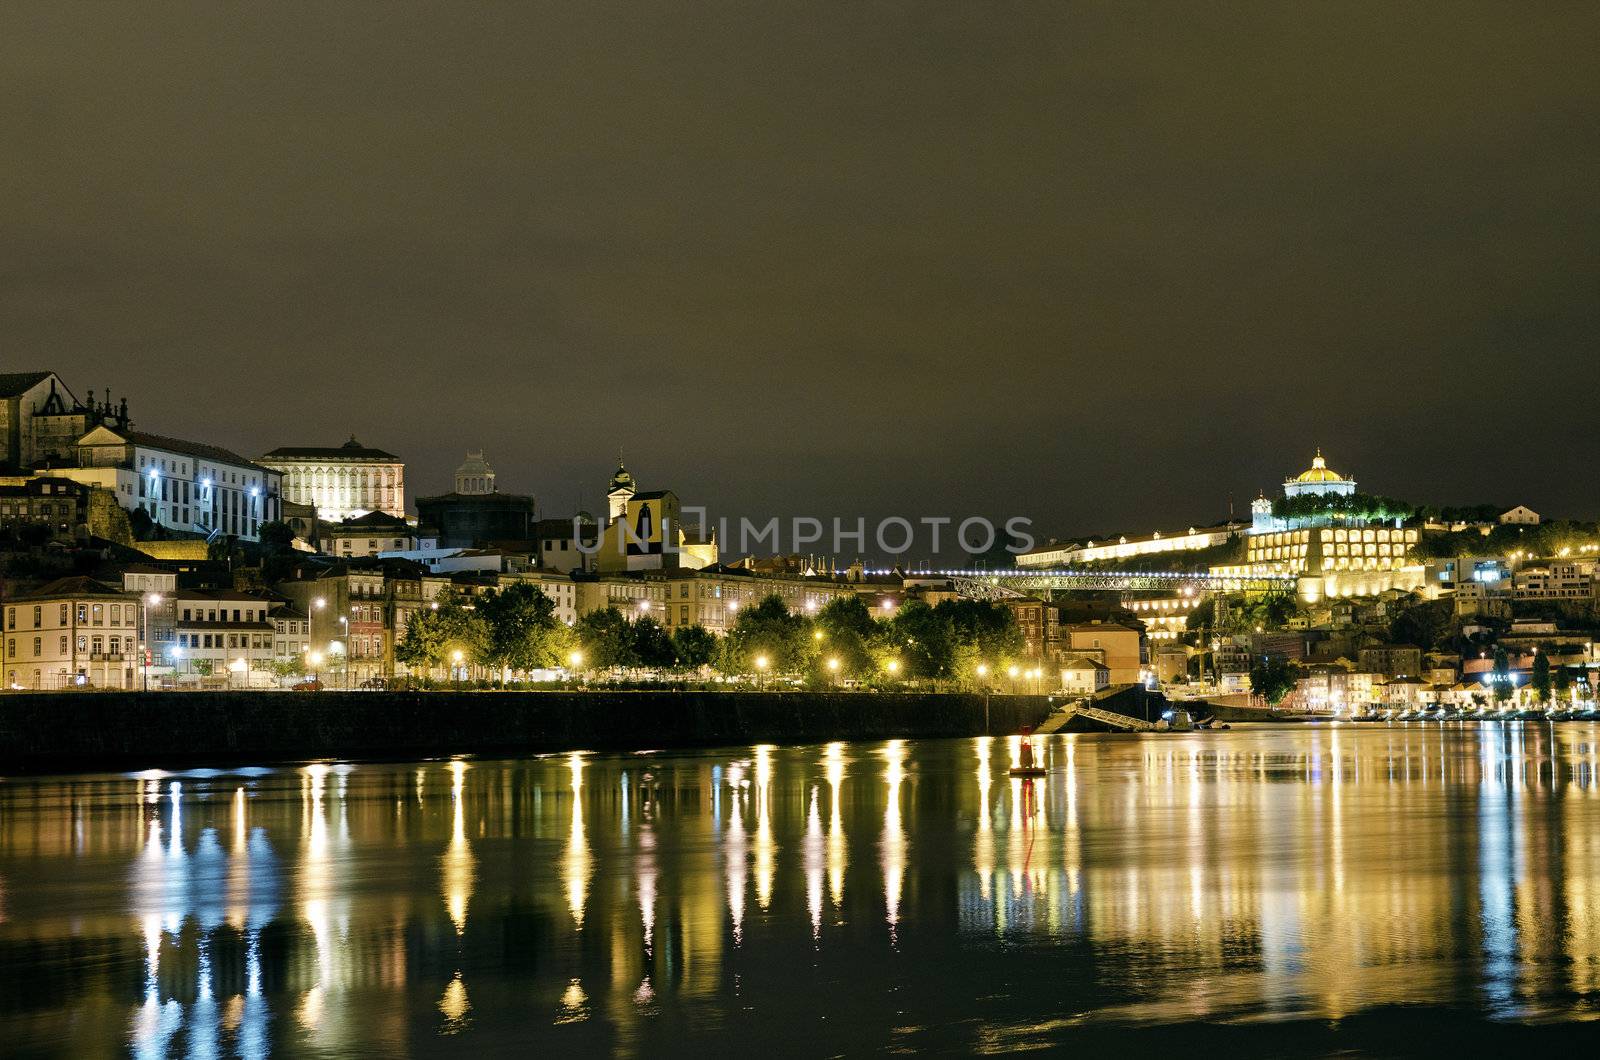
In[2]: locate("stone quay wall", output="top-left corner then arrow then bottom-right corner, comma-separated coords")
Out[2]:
0,690 -> 1053,772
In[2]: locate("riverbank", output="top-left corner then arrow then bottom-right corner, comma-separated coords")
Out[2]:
0,690 -> 1052,773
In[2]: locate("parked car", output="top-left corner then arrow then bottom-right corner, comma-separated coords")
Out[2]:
291,679 -> 323,692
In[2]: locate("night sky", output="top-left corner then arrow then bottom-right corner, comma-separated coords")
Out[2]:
5,3 -> 1597,554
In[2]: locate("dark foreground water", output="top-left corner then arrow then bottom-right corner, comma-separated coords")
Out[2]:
4,725 -> 1600,1056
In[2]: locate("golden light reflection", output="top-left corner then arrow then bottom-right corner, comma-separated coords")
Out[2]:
754,745 -> 775,909
438,972 -> 471,1033
725,765 -> 748,944
14,728 -> 1600,1053
441,760 -> 474,935
562,753 -> 592,928
804,786 -> 823,941
881,740 -> 907,936
826,743 -> 847,908
555,979 -> 588,1025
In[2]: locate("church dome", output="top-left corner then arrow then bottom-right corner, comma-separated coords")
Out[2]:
1295,450 -> 1345,483
609,461 -> 635,494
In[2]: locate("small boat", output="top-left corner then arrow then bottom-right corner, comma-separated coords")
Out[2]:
1007,766 -> 1047,778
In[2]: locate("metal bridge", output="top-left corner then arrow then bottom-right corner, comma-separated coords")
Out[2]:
889,568 -> 1297,600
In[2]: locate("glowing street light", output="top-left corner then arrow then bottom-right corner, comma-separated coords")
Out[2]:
569,649 -> 584,669
886,659 -> 901,675
827,657 -> 840,672
452,649 -> 465,692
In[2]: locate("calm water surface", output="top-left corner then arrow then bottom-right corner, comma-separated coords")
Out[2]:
4,725 -> 1600,1056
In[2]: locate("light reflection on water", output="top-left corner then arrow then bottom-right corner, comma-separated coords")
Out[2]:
2,725 -> 1600,1054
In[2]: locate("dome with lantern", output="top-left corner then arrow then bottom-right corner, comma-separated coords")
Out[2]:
1283,449 -> 1356,498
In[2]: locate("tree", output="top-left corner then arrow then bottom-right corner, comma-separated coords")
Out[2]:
477,582 -> 564,674
1492,646 -> 1513,704
721,595 -> 814,674
934,599 -> 1024,664
813,596 -> 880,678
270,657 -> 306,681
575,607 -> 639,669
672,624 -> 717,669
1554,664 -> 1573,705
631,616 -> 676,668
883,600 -> 954,680
396,605 -> 452,674
1531,651 -> 1552,706
1249,656 -> 1298,706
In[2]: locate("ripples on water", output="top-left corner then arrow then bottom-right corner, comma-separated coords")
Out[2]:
3,725 -> 1600,1055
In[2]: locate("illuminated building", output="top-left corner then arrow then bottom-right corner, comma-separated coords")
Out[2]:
260,437 -> 405,522
1,576 -> 142,689
169,589 -> 279,686
1017,524 -> 1241,568
594,462 -> 716,573
48,425 -> 283,542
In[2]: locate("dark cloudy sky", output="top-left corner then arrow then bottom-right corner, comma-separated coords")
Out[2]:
5,2 -> 1597,553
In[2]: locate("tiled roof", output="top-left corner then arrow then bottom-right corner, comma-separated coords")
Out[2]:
86,427 -> 273,474
0,371 -> 54,398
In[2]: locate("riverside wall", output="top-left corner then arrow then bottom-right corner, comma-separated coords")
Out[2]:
0,690 -> 1053,773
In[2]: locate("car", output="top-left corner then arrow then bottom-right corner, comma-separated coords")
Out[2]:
291,679 -> 323,692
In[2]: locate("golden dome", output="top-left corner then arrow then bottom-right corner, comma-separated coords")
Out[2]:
1294,449 -> 1344,483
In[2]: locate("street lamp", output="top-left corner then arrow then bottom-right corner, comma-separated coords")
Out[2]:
755,654 -> 769,690
452,649 -> 464,692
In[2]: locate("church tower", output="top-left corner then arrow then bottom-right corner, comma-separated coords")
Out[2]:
454,450 -> 496,495
607,458 -> 636,524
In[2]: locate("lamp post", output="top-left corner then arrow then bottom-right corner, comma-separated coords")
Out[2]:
755,654 -> 769,690
827,656 -> 840,689
569,649 -> 584,688
452,649 -> 464,692
308,649 -> 323,689
171,645 -> 184,687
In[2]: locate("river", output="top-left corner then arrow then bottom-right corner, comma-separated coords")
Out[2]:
3,724 -> 1600,1055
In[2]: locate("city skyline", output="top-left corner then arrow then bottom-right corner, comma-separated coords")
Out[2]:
6,3 -> 1597,535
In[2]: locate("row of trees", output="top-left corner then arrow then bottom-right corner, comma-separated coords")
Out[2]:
395,587 -> 1028,687
574,594 -> 1026,685
1271,492 -> 1414,524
